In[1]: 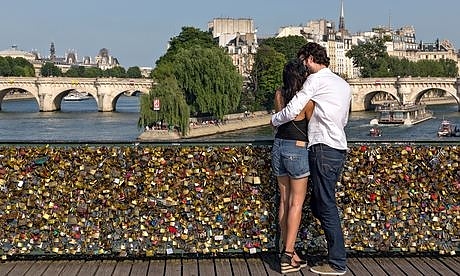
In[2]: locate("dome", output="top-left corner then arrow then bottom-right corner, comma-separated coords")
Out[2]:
0,45 -> 37,61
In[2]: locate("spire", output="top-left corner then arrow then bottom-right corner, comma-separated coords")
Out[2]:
50,42 -> 56,61
339,0 -> 345,31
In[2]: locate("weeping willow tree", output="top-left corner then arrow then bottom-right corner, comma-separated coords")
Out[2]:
138,76 -> 190,135
172,46 -> 243,119
140,26 -> 243,133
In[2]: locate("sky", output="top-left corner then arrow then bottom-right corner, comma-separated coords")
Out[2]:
1,0 -> 459,68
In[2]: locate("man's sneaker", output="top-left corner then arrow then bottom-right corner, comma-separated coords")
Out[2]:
310,263 -> 346,275
280,252 -> 301,274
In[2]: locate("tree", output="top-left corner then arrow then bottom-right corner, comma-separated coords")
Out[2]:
260,36 -> 306,60
12,66 -> 25,76
250,45 -> 286,110
0,57 -> 35,77
13,58 -> 34,76
388,57 -> 414,77
65,66 -> 86,77
84,67 -> 104,78
127,66 -> 142,78
0,57 -> 12,76
346,37 -> 458,78
150,26 -> 243,119
104,66 -> 126,78
346,37 -> 388,77
41,62 -> 62,77
151,61 -> 175,81
440,59 -> 458,77
138,76 -> 190,135
156,26 -> 216,66
413,59 -> 458,77
171,46 -> 243,119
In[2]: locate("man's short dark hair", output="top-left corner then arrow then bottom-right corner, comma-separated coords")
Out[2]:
297,43 -> 330,67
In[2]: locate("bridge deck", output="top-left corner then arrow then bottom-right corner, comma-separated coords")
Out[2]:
0,254 -> 459,276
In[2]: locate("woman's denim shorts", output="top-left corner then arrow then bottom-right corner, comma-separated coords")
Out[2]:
271,138 -> 310,179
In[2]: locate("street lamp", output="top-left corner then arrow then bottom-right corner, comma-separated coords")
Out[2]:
395,75 -> 402,104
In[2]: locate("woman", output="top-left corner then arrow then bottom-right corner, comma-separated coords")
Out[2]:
271,59 -> 314,274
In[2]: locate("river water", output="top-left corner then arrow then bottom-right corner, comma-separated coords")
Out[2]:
0,96 -> 459,143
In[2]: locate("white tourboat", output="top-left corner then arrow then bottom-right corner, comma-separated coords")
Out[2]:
64,92 -> 91,101
371,102 -> 433,125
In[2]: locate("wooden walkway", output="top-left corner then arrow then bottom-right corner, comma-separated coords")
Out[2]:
0,254 -> 459,276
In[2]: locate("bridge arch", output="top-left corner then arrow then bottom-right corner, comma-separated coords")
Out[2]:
0,77 -> 153,112
51,88 -> 98,111
361,90 -> 399,111
0,86 -> 39,111
349,77 -> 460,111
408,87 -> 460,105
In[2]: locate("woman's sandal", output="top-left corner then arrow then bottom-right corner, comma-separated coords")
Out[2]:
294,251 -> 308,268
280,251 -> 301,274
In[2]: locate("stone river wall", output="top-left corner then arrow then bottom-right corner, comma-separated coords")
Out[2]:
0,142 -> 458,259
138,111 -> 272,140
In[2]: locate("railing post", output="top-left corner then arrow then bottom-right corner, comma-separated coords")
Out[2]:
455,77 -> 460,111
395,76 -> 403,104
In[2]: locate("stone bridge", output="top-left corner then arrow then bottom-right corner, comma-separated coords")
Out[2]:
348,77 -> 460,111
1,77 -> 460,112
0,77 -> 153,111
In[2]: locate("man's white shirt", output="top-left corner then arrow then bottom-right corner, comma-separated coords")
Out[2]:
271,68 -> 351,150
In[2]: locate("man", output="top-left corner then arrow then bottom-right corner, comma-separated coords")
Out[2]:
271,42 -> 351,275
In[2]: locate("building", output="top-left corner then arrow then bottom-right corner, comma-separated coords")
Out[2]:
276,18 -> 334,42
0,42 -> 122,76
208,18 -> 258,80
0,45 -> 42,75
274,1 -> 356,78
94,48 -> 120,70
354,25 -> 460,75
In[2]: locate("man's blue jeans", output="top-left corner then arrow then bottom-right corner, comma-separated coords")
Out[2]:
308,143 -> 347,271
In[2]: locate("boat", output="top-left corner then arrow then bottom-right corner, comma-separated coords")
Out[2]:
437,119 -> 460,137
369,126 -> 382,137
371,102 -> 433,125
64,91 -> 91,101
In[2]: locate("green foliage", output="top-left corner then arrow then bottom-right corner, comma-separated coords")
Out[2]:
84,67 -> 104,78
260,36 -> 306,60
151,62 -> 175,81
156,26 -> 216,66
63,65 -> 129,78
346,37 -> 458,77
250,45 -> 286,110
138,77 -> 190,135
171,46 -> 243,119
126,66 -> 142,78
150,25 -> 243,120
0,58 -> 12,76
0,56 -> 35,77
246,36 -> 304,110
346,37 -> 389,77
141,25 -> 244,134
104,66 -> 127,78
64,66 -> 86,77
440,59 -> 458,77
413,59 -> 458,77
41,62 -> 62,77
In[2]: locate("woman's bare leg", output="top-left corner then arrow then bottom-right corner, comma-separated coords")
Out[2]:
285,177 -> 308,262
277,175 -> 290,251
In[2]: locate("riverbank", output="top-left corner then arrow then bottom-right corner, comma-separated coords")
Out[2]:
137,113 -> 272,141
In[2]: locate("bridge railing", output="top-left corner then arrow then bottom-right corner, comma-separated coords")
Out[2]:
0,141 -> 458,259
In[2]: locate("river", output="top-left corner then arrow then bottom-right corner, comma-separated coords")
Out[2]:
0,96 -> 459,143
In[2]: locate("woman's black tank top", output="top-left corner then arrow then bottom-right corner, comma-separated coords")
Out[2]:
275,118 -> 308,141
